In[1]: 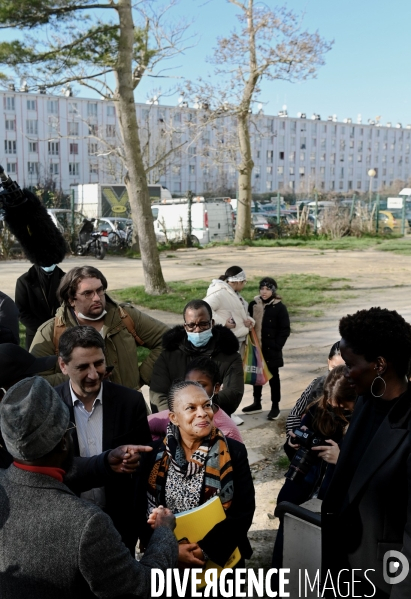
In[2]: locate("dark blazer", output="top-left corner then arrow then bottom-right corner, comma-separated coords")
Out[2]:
15,265 -> 65,349
321,386 -> 411,597
55,379 -> 152,553
144,436 -> 255,567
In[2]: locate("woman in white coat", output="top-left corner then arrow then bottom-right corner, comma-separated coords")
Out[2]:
204,266 -> 254,356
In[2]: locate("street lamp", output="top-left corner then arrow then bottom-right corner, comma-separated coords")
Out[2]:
368,168 -> 376,203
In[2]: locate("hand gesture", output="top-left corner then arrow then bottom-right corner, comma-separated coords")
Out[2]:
178,542 -> 206,567
243,318 -> 254,329
147,505 -> 176,531
312,439 -> 340,464
225,318 -> 236,329
108,445 -> 152,473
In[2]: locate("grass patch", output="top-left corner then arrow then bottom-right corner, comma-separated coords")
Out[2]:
113,273 -> 348,318
276,455 -> 290,469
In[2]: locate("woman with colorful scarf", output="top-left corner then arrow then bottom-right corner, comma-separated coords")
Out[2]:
145,379 -> 255,571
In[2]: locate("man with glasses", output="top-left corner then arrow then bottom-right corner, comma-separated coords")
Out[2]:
150,299 -> 244,415
29,265 -> 169,391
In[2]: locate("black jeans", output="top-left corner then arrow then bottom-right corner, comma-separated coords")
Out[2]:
253,368 -> 280,405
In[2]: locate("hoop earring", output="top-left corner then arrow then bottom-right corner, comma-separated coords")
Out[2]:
370,374 -> 386,398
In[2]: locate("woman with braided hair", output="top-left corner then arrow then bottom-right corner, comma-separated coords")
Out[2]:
144,379 -> 255,575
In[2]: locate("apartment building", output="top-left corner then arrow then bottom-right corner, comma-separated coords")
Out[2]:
1,88 -> 410,196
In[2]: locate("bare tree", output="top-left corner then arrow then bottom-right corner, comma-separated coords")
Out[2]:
0,0 -> 193,293
187,0 -> 332,241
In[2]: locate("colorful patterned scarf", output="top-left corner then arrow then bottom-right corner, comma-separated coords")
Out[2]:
147,423 -> 234,515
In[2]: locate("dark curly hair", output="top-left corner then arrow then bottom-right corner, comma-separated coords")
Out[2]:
339,307 -> 411,377
312,365 -> 356,438
184,357 -> 221,386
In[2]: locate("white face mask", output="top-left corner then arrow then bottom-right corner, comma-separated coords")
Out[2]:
77,310 -> 107,321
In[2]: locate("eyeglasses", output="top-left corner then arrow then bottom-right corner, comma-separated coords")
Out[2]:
184,320 -> 212,332
76,286 -> 105,300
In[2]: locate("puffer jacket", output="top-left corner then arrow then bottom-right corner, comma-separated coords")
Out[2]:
203,279 -> 254,341
248,295 -> 290,370
29,296 -> 169,390
149,324 -> 244,414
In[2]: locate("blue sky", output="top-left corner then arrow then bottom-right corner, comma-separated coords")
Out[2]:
3,0 -> 410,124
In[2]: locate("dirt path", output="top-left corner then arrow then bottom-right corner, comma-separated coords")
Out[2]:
1,245 -> 410,571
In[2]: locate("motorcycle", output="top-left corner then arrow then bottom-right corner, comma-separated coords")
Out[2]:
76,218 -> 107,260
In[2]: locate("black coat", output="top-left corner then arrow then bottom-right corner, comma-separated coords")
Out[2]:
0,291 -> 19,345
15,265 -> 65,349
321,386 -> 411,597
143,436 -> 255,567
55,379 -> 151,554
248,299 -> 290,370
150,324 -> 244,415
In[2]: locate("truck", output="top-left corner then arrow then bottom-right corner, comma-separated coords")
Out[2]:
152,197 -> 234,245
74,183 -> 172,218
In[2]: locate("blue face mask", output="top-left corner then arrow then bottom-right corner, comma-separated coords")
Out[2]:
186,328 -> 213,347
41,264 -> 57,273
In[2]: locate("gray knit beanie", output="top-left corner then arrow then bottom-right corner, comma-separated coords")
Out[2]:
0,377 -> 70,461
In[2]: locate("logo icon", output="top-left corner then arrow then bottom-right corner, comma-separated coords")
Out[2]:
383,550 -> 409,585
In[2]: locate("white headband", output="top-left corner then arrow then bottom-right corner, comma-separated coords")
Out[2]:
227,270 -> 246,282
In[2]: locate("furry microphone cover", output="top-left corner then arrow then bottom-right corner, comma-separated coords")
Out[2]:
4,189 -> 67,267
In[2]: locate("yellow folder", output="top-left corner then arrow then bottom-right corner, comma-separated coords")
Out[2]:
174,495 -> 241,588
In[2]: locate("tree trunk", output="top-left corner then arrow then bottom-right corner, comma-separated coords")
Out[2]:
234,112 -> 254,242
115,0 -> 167,294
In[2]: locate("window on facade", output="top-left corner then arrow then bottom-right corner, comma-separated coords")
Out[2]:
357,154 -> 362,163
310,153 -> 316,162
357,181 -> 362,189
189,165 -> 195,175
6,163 -> 16,174
320,138 -> 326,149
322,125 -> 327,134
290,122 -> 296,132
69,143 -> 79,155
279,151 -> 284,160
299,167 -> 305,177
49,163 -> 59,175
4,140 -> 16,154
89,163 -> 98,174
340,168 -> 344,178
266,180 -> 272,190
26,99 -> 36,111
312,137 -> 317,147
358,141 -> 363,152
88,123 -> 98,136
106,125 -> 116,137
349,154 -> 353,162
68,102 -> 78,114
27,162 -> 39,175
29,142 -> 38,153
173,112 -> 181,123
311,167 -> 316,175
48,141 -> 59,155
69,163 -> 80,176
330,167 -> 335,176
330,181 -> 335,190
289,167 -> 295,175
339,181 -> 344,190
266,150 -> 274,162
88,143 -> 98,155
254,165 -> 260,177
300,137 -> 306,149
26,120 -> 38,135
5,119 -> 15,131
349,139 -> 354,149
278,136 -> 285,149
69,122 -> 79,136
289,152 -> 295,162
47,100 -> 58,114
290,136 -> 296,147
4,97 -> 15,111
289,181 -> 295,189
87,103 -> 98,117
320,167 -> 325,175
300,152 -> 305,161
277,166 -> 284,175
340,140 -> 345,151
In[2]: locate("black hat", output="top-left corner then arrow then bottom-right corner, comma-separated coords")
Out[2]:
0,344 -> 57,389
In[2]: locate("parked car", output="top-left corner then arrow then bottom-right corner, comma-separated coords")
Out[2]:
378,210 -> 410,234
96,217 -> 133,248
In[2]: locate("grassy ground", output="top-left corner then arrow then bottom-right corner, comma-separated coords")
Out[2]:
113,273 -> 352,319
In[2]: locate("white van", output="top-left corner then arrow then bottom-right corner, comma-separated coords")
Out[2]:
152,197 -> 234,245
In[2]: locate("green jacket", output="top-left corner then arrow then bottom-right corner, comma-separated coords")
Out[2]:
29,297 -> 169,390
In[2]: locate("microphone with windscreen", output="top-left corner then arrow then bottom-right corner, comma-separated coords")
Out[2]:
0,164 -> 67,266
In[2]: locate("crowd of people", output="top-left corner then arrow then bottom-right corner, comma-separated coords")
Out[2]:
0,260 -> 411,598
